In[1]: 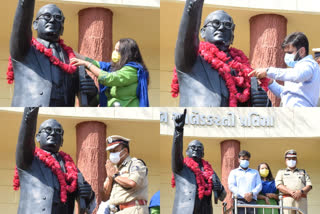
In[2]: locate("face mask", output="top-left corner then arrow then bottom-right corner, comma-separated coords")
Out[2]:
260,169 -> 269,178
286,159 -> 296,168
109,150 -> 123,164
284,48 -> 301,67
112,50 -> 121,63
240,160 -> 249,168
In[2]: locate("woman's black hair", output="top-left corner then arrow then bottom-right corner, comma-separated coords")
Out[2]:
111,38 -> 149,84
258,162 -> 274,181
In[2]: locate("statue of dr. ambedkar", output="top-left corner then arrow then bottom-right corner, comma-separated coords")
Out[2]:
171,109 -> 226,214
14,107 -> 96,214
172,0 -> 270,107
9,0 -> 97,106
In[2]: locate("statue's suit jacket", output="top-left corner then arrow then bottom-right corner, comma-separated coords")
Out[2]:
17,156 -> 78,214
177,56 -> 229,107
11,45 -> 78,107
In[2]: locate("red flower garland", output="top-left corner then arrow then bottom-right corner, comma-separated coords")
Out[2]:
13,147 -> 78,203
6,38 -> 77,84
171,41 -> 269,106
171,157 -> 214,200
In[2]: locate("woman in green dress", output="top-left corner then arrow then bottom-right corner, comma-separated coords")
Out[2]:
71,38 -> 149,107
257,163 -> 279,214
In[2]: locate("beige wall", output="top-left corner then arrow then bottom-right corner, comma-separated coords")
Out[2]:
0,1 -> 160,106
0,108 -> 160,213
160,1 -> 320,106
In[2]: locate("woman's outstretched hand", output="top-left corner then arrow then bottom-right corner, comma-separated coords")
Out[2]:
70,58 -> 89,67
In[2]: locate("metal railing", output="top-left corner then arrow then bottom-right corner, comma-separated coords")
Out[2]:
223,195 -> 305,214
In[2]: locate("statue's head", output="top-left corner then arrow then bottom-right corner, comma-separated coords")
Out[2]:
200,10 -> 235,51
186,140 -> 204,160
33,4 -> 65,42
36,119 -> 64,153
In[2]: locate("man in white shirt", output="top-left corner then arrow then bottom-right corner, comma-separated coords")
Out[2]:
249,32 -> 320,107
228,150 -> 262,214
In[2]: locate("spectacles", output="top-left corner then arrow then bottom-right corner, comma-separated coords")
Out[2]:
189,145 -> 203,150
205,20 -> 234,30
38,13 -> 65,22
41,127 -> 63,135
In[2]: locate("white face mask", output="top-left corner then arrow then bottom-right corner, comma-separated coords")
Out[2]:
286,159 -> 296,168
109,149 -> 123,164
240,159 -> 249,168
284,48 -> 301,68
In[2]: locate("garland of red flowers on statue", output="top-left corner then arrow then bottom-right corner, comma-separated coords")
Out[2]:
171,41 -> 269,106
6,38 -> 77,84
171,157 -> 214,200
13,147 -> 78,203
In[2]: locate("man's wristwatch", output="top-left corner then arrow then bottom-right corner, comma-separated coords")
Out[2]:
112,173 -> 120,179
301,189 -> 304,194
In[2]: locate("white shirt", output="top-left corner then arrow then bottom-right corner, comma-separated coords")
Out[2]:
228,167 -> 262,200
267,55 -> 320,107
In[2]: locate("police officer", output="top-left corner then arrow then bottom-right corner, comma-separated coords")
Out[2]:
275,150 -> 312,214
102,135 -> 148,214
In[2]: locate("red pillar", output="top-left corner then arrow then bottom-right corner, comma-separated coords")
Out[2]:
220,139 -> 240,209
78,8 -> 113,62
249,14 -> 287,107
77,7 -> 113,103
76,121 -> 106,213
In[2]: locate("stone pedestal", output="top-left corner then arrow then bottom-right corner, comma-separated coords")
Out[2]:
250,14 -> 287,107
76,121 -> 107,213
220,139 -> 240,209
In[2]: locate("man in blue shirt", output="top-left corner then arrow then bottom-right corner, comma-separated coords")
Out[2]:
228,150 -> 262,214
249,32 -> 320,107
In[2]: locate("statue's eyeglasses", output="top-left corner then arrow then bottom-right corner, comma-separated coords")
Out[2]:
205,20 -> 234,30
41,127 -> 63,135
189,145 -> 203,150
38,13 -> 65,22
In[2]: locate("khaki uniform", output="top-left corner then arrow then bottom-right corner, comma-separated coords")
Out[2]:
275,168 -> 312,214
107,156 -> 148,214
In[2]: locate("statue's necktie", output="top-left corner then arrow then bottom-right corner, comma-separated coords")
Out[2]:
49,43 -> 63,86
49,43 -> 60,59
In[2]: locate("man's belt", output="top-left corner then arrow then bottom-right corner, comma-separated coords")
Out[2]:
119,200 -> 147,210
283,194 -> 307,198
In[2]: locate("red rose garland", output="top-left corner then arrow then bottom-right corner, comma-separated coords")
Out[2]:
13,147 -> 78,203
171,157 -> 214,200
171,41 -> 269,106
6,38 -> 77,84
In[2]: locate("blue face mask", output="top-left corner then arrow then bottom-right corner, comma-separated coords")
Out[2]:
240,159 -> 249,168
284,53 -> 297,67
284,48 -> 301,67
